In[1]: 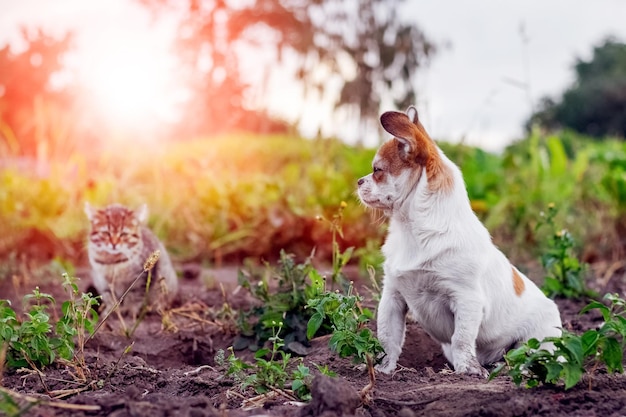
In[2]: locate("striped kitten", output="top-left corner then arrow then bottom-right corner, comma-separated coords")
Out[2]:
84,203 -> 178,317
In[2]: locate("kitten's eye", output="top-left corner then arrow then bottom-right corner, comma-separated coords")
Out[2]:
373,167 -> 383,173
120,232 -> 128,238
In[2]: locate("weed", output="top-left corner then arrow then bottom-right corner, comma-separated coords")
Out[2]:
57,273 -> 100,378
88,250 -> 160,340
0,272 -> 99,375
290,362 -> 313,400
316,201 -> 354,288
536,203 -> 592,298
215,322 -> 313,400
235,250 -> 324,352
1,288 -> 69,369
490,293 -> 626,389
306,282 -> 383,364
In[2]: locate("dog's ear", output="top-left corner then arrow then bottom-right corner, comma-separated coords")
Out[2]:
406,106 -> 419,125
405,105 -> 432,139
381,109 -> 452,192
380,111 -> 422,161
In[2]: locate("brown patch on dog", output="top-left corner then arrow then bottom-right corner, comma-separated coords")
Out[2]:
512,267 -> 526,296
379,111 -> 453,193
377,140 -> 419,176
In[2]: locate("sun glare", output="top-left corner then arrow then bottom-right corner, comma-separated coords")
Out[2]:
78,30 -> 179,132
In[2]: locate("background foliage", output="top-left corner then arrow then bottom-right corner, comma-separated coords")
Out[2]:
529,37 -> 626,138
2,128 -> 626,274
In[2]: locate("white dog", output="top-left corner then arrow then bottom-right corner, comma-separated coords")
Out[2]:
357,106 -> 562,377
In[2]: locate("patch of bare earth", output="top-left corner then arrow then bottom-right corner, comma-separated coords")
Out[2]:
2,266 -> 626,417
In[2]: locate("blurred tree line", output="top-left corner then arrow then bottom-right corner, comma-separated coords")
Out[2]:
140,0 -> 436,138
0,0 -> 435,157
529,37 -> 626,139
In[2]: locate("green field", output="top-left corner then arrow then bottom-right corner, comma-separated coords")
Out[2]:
2,130 -> 626,276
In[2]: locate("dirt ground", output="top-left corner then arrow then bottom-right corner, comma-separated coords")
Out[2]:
2,263 -> 626,417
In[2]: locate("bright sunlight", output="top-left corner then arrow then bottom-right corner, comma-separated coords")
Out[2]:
77,27 -> 180,131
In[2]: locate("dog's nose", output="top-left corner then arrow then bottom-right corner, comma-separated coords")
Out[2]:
358,178 -> 365,186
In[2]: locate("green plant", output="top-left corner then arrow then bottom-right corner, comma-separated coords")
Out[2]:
306,283 -> 383,364
57,273 -> 100,377
0,273 -> 99,372
235,250 -> 324,352
316,201 -> 354,288
215,321 -> 314,400
536,203 -> 591,298
579,292 -> 626,371
490,293 -> 626,389
0,288 -> 69,369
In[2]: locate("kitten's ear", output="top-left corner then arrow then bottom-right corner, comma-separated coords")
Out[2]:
136,204 -> 149,223
84,202 -> 94,220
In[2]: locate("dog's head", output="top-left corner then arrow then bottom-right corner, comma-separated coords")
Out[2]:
357,106 -> 452,212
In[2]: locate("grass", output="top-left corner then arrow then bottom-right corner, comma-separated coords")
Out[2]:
3,129 -> 626,274
0,134 -> 382,268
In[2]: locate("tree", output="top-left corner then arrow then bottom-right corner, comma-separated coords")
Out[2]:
139,0 -> 436,138
0,28 -> 74,157
528,38 -> 626,139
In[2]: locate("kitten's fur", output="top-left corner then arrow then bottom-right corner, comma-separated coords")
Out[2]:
85,203 -> 178,316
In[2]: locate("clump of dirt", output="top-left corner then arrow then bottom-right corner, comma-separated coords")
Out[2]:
1,266 -> 626,417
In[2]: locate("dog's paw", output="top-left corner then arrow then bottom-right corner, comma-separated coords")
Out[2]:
455,360 -> 490,378
375,356 -> 397,374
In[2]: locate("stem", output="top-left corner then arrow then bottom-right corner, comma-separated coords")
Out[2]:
86,269 -> 146,343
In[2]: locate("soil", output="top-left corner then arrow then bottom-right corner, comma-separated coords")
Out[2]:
2,264 -> 626,417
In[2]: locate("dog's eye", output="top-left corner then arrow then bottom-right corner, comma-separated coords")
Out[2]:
373,167 -> 382,173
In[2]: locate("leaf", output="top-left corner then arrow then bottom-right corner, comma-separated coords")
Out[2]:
580,301 -> 607,319
488,362 -> 506,380
527,338 -> 541,349
339,247 -> 354,267
545,361 -> 563,384
547,135 -> 568,176
562,336 -> 584,365
255,348 -> 270,359
505,345 -> 529,363
308,269 -> 325,292
600,337 -> 623,373
307,312 -> 324,340
581,330 -> 600,356
292,379 -> 305,392
562,362 -> 583,390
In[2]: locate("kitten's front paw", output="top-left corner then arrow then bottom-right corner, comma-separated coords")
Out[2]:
375,356 -> 397,374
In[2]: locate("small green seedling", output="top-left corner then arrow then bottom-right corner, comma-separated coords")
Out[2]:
536,203 -> 592,299
215,321 -> 314,400
0,274 -> 99,374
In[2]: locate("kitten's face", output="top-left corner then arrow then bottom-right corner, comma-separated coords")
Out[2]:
85,204 -> 146,265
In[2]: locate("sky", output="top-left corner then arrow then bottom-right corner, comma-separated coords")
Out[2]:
1,0 -> 626,152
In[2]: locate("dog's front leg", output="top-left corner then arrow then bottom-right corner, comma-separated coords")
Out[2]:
375,286 -> 408,374
450,297 -> 489,378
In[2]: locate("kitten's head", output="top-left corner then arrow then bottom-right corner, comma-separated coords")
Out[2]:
357,106 -> 452,212
85,203 -> 148,264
